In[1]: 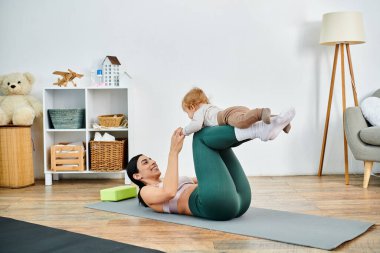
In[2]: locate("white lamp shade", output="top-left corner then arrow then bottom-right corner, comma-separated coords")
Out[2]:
320,11 -> 365,46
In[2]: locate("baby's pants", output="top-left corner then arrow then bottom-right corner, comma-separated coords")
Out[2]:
217,106 -> 263,128
188,126 -> 252,221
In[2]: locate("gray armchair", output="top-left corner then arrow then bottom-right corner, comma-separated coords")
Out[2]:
344,89 -> 380,188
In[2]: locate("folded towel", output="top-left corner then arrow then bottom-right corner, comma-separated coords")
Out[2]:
93,132 -> 115,141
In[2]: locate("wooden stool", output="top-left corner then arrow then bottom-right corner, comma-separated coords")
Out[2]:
0,126 -> 34,188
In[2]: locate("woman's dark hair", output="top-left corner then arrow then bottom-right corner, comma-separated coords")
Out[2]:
126,154 -> 148,207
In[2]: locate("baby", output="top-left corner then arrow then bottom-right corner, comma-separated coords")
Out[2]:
181,87 -> 293,141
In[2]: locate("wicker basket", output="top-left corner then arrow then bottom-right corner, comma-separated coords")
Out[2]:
0,126 -> 34,188
48,109 -> 85,129
98,114 -> 125,127
90,139 -> 127,171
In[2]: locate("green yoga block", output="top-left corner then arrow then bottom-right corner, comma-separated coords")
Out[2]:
100,185 -> 137,201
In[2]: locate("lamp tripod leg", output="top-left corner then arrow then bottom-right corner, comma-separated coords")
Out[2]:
341,44 -> 349,185
318,44 -> 339,176
346,44 -> 359,106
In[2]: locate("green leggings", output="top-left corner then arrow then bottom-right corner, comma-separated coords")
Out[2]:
188,126 -> 251,221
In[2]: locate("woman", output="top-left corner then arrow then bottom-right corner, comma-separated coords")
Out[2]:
126,108 -> 295,221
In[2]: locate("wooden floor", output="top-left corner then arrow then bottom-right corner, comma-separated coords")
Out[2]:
1,175 -> 379,253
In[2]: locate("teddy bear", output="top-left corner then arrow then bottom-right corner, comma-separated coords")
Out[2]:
0,72 -> 42,126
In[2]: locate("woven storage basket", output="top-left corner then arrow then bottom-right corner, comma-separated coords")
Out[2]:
48,109 -> 85,129
0,126 -> 34,188
90,139 -> 127,171
98,114 -> 124,127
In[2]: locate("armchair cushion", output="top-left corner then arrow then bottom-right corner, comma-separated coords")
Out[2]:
361,96 -> 380,126
359,126 -> 380,145
344,107 -> 380,162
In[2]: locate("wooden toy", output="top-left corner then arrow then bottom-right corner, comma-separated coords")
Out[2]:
53,69 -> 84,87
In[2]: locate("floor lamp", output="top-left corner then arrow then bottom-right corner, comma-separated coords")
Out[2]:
318,12 -> 366,184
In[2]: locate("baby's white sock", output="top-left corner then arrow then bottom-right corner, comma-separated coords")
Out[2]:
235,108 -> 295,141
235,121 -> 271,141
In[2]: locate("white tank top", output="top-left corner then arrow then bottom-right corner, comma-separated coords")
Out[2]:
158,176 -> 194,214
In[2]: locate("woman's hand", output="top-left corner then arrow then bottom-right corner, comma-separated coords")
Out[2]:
170,127 -> 185,154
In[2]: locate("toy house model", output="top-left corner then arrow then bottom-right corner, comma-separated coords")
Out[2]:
102,56 -> 121,86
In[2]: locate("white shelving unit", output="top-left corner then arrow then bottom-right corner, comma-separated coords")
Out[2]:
43,87 -> 132,185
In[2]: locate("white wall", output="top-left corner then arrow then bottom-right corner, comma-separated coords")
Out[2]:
1,0 -> 379,179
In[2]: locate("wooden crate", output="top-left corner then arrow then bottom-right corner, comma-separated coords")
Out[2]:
50,143 -> 85,171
